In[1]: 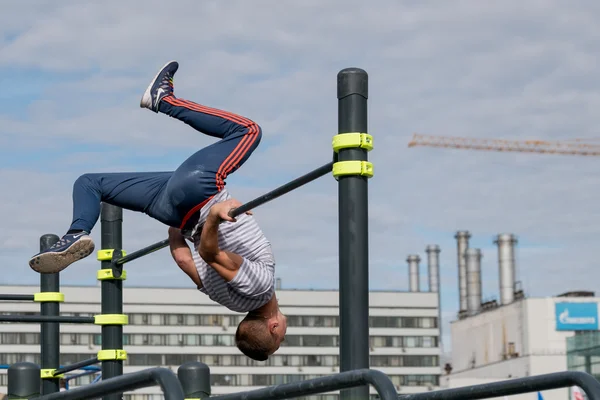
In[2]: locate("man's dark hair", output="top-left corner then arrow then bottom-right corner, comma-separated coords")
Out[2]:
235,314 -> 275,361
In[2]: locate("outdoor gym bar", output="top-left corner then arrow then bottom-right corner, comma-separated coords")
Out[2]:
0,67 -> 375,400
0,294 -> 35,301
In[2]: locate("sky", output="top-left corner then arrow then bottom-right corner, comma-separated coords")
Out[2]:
2,0 -> 600,356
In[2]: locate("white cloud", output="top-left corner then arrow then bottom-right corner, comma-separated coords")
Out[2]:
2,0 -> 600,358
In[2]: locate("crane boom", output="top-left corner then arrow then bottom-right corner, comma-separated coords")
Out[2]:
408,133 -> 600,157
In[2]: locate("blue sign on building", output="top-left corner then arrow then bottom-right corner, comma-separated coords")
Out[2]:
555,302 -> 599,331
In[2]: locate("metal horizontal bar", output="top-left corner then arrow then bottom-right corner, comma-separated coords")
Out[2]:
114,239 -> 169,266
30,367 -> 184,400
0,294 -> 35,301
210,368 -> 397,400
229,161 -> 334,218
0,315 -> 95,324
64,369 -> 101,383
113,161 -> 333,267
54,357 -> 100,376
399,371 -> 600,400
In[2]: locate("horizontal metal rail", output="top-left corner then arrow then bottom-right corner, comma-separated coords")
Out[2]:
0,294 -> 35,301
210,368 -> 397,400
0,315 -> 95,324
30,367 -> 184,400
399,371 -> 600,400
54,357 -> 100,376
114,161 -> 333,266
114,239 -> 169,266
228,161 -> 334,218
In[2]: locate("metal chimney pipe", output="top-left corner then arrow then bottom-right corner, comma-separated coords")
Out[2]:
275,278 -> 282,290
465,248 -> 483,316
426,244 -> 444,354
426,245 -> 441,293
407,255 -> 421,292
455,231 -> 471,312
494,233 -> 518,305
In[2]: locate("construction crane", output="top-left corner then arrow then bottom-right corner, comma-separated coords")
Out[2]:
407,133 -> 600,157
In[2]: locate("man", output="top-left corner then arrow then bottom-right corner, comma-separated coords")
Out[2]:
28,61 -> 287,361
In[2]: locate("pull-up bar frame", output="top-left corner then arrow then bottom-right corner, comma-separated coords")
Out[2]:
98,68 -> 374,400
3,67 -> 375,400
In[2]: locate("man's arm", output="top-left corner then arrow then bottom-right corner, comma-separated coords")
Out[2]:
198,213 -> 243,282
168,227 -> 202,288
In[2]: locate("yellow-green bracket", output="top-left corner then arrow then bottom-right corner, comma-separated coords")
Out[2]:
40,369 -> 64,379
97,349 -> 128,361
97,269 -> 127,281
332,132 -> 373,153
93,314 -> 128,326
33,292 -> 64,303
96,249 -> 127,280
332,161 -> 374,180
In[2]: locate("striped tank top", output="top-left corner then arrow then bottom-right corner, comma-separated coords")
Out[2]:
188,189 -> 276,313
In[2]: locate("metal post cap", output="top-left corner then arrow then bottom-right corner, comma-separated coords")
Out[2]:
337,68 -> 368,99
178,362 -> 211,398
8,362 -> 41,398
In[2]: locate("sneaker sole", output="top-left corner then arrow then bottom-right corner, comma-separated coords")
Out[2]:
29,238 -> 95,274
140,60 -> 177,110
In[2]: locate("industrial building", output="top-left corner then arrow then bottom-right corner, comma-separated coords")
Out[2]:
566,330 -> 600,382
0,255 -> 443,400
445,231 -> 599,400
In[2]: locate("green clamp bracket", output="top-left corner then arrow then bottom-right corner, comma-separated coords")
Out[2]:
40,369 -> 64,379
97,249 -> 125,279
332,132 -> 373,153
33,292 -> 65,303
332,161 -> 374,180
97,269 -> 127,281
97,349 -> 128,361
94,314 -> 129,326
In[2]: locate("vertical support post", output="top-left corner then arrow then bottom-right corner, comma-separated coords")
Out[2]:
40,234 -> 60,396
178,362 -> 211,399
100,203 -> 124,400
336,68 -> 370,400
8,362 -> 41,400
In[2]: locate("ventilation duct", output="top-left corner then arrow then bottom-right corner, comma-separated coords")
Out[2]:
407,255 -> 421,292
455,231 -> 471,312
465,248 -> 483,316
494,233 -> 518,305
426,245 -> 441,293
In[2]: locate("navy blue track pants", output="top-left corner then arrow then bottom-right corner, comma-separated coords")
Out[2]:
69,95 -> 262,233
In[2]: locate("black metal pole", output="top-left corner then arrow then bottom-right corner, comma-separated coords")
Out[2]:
0,315 -> 95,323
337,68 -> 370,400
177,362 -> 211,399
0,294 -> 35,301
209,369 -> 397,400
40,234 -> 61,396
100,203 -> 124,400
54,357 -> 100,376
114,239 -> 169,266
399,371 -> 600,400
29,367 -> 185,400
229,161 -> 334,218
8,362 -> 41,400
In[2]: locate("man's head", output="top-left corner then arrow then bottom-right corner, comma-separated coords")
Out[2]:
235,310 -> 287,361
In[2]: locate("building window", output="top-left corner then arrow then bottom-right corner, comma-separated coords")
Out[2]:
3,332 -> 438,352
368,316 -> 437,328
